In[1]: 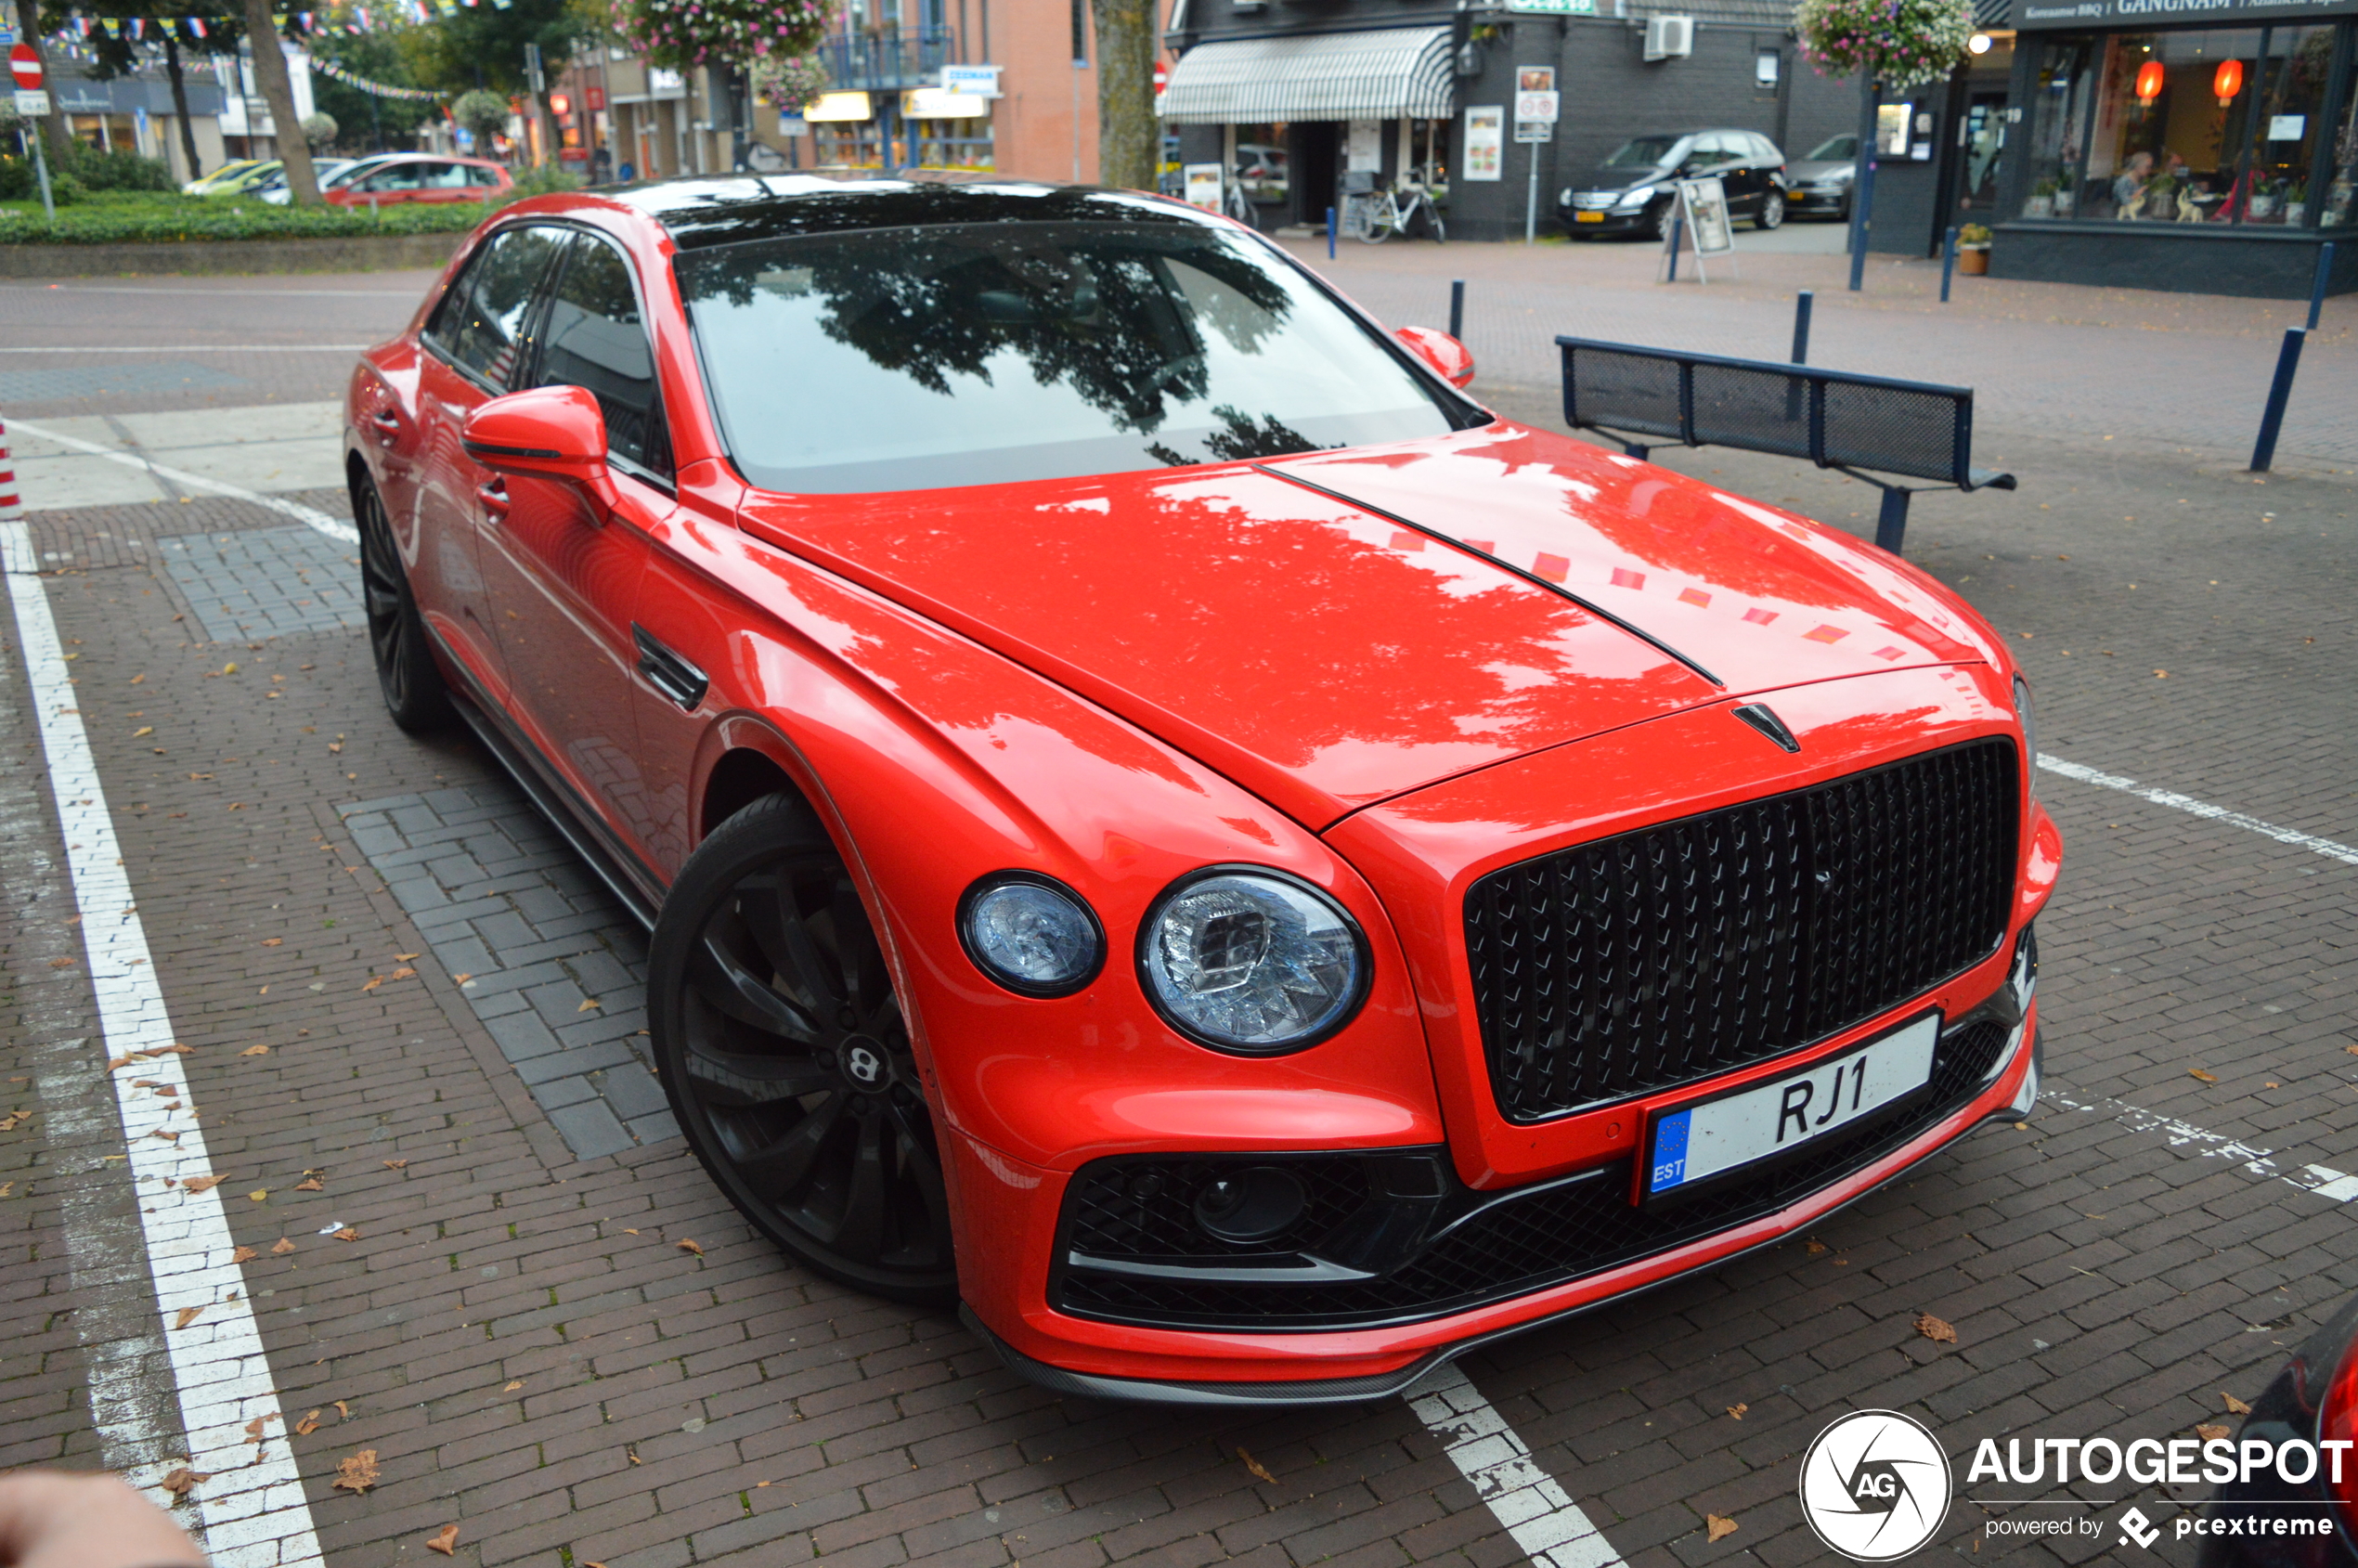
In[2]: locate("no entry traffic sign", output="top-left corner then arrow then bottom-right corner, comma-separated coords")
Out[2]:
9,43 -> 42,92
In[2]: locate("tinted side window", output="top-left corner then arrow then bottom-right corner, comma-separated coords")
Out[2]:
537,235 -> 671,480
431,226 -> 565,390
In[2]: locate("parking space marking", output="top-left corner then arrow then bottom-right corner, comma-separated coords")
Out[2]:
4,417 -> 356,545
2039,753 -> 2358,867
2048,1088 -> 2358,1207
1408,1365 -> 1626,1568
3,521 -> 325,1568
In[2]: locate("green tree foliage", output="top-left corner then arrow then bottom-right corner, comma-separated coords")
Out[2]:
397,0 -> 591,98
451,88 -> 512,151
309,29 -> 444,151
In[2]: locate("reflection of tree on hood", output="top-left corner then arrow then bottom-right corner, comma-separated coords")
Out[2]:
682,224 -> 1298,438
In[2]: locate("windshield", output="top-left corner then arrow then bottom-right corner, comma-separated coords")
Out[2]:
1805,135 -> 1859,161
678,219 -> 1471,495
1604,136 -> 1686,168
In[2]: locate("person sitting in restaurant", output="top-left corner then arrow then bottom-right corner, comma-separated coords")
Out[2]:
2112,150 -> 2154,214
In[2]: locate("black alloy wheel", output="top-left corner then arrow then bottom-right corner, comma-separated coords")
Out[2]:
355,470 -> 453,732
649,795 -> 957,1302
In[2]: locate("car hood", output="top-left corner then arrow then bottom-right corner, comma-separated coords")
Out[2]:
733,423 -> 1993,830
1579,166 -> 1670,192
1790,159 -> 1854,182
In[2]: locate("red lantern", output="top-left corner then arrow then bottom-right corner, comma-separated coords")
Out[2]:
550,91 -> 572,116
2135,59 -> 2164,102
2212,58 -> 2242,105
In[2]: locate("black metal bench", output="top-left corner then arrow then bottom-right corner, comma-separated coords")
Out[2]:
1556,337 -> 2015,555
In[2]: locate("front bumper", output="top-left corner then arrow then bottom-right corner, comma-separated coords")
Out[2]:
1792,188 -> 1849,213
1560,200 -> 1656,236
960,995 -> 2042,1405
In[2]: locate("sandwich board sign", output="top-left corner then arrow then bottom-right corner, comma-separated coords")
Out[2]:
1661,176 -> 1736,281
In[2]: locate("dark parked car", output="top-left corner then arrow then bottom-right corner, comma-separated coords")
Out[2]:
2196,1291 -> 2357,1563
1559,129 -> 1788,239
1788,134 -> 1859,220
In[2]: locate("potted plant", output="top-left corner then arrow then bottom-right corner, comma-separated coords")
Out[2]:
1956,222 -> 1992,274
2249,178 -> 2279,221
2285,178 -> 2307,226
2027,176 -> 2058,218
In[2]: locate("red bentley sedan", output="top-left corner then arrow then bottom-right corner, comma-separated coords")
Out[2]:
346,176 -> 2059,1404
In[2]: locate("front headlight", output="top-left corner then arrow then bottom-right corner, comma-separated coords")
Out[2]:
959,872 -> 1104,997
1615,185 -> 1656,210
1137,868 -> 1368,1054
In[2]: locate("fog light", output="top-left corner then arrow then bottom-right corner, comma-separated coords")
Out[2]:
1193,1167 -> 1307,1244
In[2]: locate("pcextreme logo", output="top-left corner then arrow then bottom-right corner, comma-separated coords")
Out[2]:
1798,1410 -> 1953,1562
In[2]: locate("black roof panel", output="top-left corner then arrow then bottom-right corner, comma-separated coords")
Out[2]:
604,175 -> 1209,251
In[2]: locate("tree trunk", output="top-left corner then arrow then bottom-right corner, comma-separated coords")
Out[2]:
240,0 -> 320,204
162,34 -> 204,181
18,22 -> 72,161
1091,0 -> 1156,190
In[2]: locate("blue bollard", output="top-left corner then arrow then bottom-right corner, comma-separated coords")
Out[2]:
1940,226 -> 1959,304
1327,205 -> 1337,259
1791,290 -> 1813,363
1449,279 -> 1465,341
1666,212 -> 1683,282
2309,241 -> 2336,334
2249,326 -> 2307,473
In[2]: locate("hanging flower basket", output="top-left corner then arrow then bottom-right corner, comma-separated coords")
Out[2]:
1793,0 -> 1976,90
752,52 -> 831,114
610,0 -> 835,71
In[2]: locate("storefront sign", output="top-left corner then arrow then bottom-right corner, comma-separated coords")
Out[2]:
903,87 -> 988,119
941,64 -> 1001,98
2015,0 -> 2355,28
804,91 -> 874,123
1677,177 -> 1733,254
1463,105 -> 1504,181
1184,162 -> 1224,211
1505,0 -> 1597,12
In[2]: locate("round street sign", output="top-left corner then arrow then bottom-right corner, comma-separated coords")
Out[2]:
1153,60 -> 1168,94
8,43 -> 41,91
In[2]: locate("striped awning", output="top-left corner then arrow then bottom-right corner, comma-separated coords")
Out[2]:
1160,27 -> 1457,125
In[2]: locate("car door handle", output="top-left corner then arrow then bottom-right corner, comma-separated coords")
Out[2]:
476,478 -> 510,518
633,624 -> 708,711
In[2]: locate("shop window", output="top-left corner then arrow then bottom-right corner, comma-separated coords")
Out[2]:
2022,23 -> 2356,227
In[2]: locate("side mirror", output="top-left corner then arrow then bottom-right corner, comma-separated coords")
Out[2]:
461,384 -> 619,513
1394,325 -> 1476,390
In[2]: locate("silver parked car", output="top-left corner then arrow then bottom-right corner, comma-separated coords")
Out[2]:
1788,134 -> 1858,220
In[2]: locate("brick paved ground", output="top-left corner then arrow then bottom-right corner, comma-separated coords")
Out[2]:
2,269 -> 2355,1568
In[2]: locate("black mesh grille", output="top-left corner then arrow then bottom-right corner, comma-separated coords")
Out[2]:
1053,1019 -> 2011,1331
1466,741 -> 2017,1121
1066,1158 -> 1372,1261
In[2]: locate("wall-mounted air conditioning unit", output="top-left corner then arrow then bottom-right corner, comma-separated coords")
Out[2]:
1642,16 -> 1694,59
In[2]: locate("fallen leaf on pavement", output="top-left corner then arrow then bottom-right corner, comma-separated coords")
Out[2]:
504,1380 -> 524,1392
623,1229 -> 639,1235
261,938 -> 282,948
134,727 -> 153,737
331,1450 -> 379,1493
334,1400 -> 350,1418
232,1246 -> 258,1263
157,1045 -> 192,1056
1706,1514 -> 1738,1542
240,1044 -> 269,1056
159,1468 -> 205,1499
2224,1393 -> 2252,1415
271,1238 -> 296,1254
2190,1069 -> 2219,1083
1914,1313 -> 1958,1344
391,967 -> 416,980
1726,1404 -> 1747,1420
577,999 -> 601,1012
149,1129 -> 179,1142
677,1238 -> 704,1256
2196,1424 -> 2231,1442
174,1307 -> 203,1328
295,1410 -> 321,1435
106,1055 -> 134,1070
184,1175 -> 223,1194
331,1226 -> 360,1241
294,1178 -> 324,1192
1239,1448 -> 1277,1484
426,1525 -> 460,1556
249,1189 -> 269,1201
1804,1239 -> 1826,1254
360,977 -> 383,993
382,1160 -> 408,1170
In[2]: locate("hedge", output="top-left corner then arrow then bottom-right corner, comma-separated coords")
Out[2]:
0,187 -> 508,246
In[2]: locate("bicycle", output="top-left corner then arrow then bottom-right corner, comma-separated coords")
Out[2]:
1360,175 -> 1445,244
1224,176 -> 1259,231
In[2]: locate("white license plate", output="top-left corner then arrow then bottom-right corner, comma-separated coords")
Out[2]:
1643,1013 -> 1939,1199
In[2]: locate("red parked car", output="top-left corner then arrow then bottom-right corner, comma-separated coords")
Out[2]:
325,153 -> 511,206
345,177 -> 2059,1404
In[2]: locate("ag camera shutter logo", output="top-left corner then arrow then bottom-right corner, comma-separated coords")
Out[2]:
1799,1410 -> 1952,1561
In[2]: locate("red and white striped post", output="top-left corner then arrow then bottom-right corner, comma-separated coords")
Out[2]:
0,416 -> 22,522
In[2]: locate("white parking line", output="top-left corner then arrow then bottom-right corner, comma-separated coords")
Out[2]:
2,521 -> 325,1568
3,416 -> 356,545
2047,1090 -> 2358,1206
2038,754 -> 2358,868
1408,1365 -> 1626,1568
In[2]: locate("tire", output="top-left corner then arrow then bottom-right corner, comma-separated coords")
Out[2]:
355,468 -> 454,733
1425,205 -> 1446,243
1645,200 -> 1670,242
1360,203 -> 1394,244
1756,190 -> 1786,230
649,795 -> 957,1303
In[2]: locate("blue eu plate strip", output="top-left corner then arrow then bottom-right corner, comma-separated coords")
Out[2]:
1651,1108 -> 1691,1193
